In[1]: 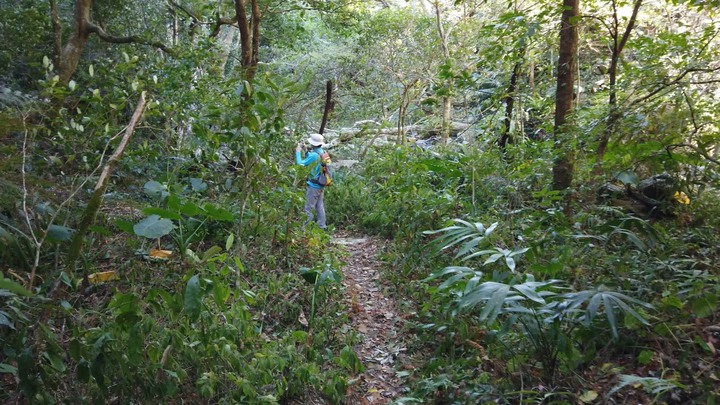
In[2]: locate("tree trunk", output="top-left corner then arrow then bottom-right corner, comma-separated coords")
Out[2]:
233,0 -> 260,82
552,0 -> 579,191
55,0 -> 173,84
529,61 -> 535,91
319,80 -> 333,135
58,0 -> 93,84
397,81 -> 417,144
499,61 -> 522,149
171,3 -> 178,46
441,95 -> 451,143
431,0 -> 452,145
50,0 -> 63,69
250,0 -> 260,70
595,0 -> 642,171
66,92 -> 147,277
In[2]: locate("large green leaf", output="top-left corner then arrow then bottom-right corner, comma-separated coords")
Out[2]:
114,219 -> 134,234
424,219 -> 498,257
615,170 -> 639,185
133,215 -> 175,239
184,275 -> 202,322
189,178 -> 208,192
558,289 -> 653,339
202,203 -> 234,221
318,268 -> 342,286
299,267 -> 318,284
143,207 -> 181,220
144,180 -> 168,199
47,224 -> 74,242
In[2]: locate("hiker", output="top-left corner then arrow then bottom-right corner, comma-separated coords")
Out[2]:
296,133 -> 329,230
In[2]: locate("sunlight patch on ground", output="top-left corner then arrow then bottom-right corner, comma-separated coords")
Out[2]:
333,237 -> 369,245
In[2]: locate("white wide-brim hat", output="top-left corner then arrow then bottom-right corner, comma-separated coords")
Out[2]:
307,133 -> 325,146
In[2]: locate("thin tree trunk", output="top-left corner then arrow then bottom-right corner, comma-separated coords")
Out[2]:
441,96 -> 451,144
552,0 -> 579,191
66,92 -> 147,277
171,3 -> 178,46
595,0 -> 643,170
319,80 -> 333,135
250,0 -> 260,69
529,61 -> 535,91
398,84 -> 412,144
49,0 -> 63,69
234,0 -> 261,82
499,61 -> 522,149
432,0 -> 452,145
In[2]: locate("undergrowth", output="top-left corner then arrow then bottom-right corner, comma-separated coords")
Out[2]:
0,71 -> 362,403
328,143 -> 720,404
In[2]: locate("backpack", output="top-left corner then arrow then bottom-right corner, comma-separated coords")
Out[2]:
311,151 -> 333,187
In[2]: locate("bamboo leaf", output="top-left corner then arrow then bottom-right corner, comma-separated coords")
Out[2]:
183,275 -> 202,322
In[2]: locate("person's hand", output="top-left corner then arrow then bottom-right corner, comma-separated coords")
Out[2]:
296,142 -> 302,152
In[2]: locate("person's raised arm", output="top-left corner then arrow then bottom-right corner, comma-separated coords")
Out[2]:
296,144 -> 318,166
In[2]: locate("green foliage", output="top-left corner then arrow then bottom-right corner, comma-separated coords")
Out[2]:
134,215 -> 175,239
1,235 -> 352,403
1,0 -> 719,402
299,259 -> 343,329
574,208 -> 663,252
609,374 -> 686,400
422,218 -> 654,388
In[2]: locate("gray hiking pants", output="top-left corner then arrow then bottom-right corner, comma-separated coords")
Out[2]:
304,186 -> 326,229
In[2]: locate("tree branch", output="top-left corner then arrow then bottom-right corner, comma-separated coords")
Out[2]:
168,0 -> 202,22
682,89 -> 701,136
87,23 -> 174,54
617,0 -> 642,55
580,14 -> 614,38
687,79 -> 720,85
210,15 -> 238,38
666,143 -> 720,165
630,66 -> 720,107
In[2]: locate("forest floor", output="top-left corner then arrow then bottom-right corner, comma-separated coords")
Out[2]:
334,233 -> 407,404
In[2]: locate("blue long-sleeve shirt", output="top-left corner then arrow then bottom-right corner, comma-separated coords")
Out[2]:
296,147 -> 324,189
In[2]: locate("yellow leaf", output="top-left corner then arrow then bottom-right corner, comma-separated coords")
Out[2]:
673,191 -> 690,205
579,390 -> 598,403
298,309 -> 309,327
7,270 -> 25,283
88,271 -> 118,284
150,249 -> 173,259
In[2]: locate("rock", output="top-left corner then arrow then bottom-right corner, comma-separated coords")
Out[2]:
333,159 -> 359,169
598,173 -> 679,217
597,183 -> 626,203
636,172 -> 674,202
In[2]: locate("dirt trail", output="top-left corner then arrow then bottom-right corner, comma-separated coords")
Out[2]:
334,234 -> 405,404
